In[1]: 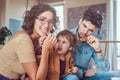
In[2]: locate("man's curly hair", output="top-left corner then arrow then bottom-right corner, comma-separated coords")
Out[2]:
82,7 -> 103,29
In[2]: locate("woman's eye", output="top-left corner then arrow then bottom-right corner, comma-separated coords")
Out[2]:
48,20 -> 54,23
39,18 -> 46,21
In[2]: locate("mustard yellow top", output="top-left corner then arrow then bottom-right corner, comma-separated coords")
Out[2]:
0,32 -> 36,79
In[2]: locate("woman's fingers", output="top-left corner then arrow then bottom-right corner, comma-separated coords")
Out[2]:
42,33 -> 56,50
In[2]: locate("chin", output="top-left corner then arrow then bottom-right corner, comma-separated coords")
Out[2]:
58,52 -> 62,55
40,34 -> 47,37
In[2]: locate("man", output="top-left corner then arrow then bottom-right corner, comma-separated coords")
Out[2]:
69,7 -> 120,80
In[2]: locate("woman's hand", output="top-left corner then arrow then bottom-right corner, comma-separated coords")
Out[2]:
42,33 -> 57,54
39,36 -> 47,46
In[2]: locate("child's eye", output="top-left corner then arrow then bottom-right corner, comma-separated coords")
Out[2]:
63,41 -> 66,44
57,39 -> 60,42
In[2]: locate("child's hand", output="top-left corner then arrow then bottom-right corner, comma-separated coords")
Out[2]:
24,77 -> 31,80
69,67 -> 78,74
71,67 -> 78,73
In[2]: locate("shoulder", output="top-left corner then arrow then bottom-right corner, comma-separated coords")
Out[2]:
66,52 -> 72,59
14,31 -> 29,38
70,26 -> 78,34
10,31 -> 30,42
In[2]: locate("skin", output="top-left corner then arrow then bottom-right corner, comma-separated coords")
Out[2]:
34,11 -> 54,37
55,36 -> 78,74
77,19 -> 102,77
22,10 -> 57,80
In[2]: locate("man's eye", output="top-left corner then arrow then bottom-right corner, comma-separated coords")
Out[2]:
83,24 -> 87,28
89,29 -> 94,32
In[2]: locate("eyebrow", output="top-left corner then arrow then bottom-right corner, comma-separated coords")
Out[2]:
38,16 -> 54,21
83,23 -> 87,28
83,23 -> 94,32
37,16 -> 46,19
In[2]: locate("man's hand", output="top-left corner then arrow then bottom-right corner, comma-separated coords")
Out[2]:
86,35 -> 101,55
86,35 -> 99,50
84,68 -> 96,77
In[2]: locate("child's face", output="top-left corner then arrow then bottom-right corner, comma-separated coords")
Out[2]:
55,36 -> 72,56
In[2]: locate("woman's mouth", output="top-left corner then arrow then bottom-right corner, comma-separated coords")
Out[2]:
41,28 -> 49,35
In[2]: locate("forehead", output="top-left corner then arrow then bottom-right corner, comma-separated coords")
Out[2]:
82,20 -> 96,30
38,10 -> 54,19
57,36 -> 69,41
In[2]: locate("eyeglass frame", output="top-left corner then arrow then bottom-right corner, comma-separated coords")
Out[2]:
36,16 -> 55,27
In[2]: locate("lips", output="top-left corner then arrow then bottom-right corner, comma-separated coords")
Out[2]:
57,47 -> 62,51
41,28 -> 49,35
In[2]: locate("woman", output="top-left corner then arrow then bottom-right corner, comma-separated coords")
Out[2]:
0,3 -> 58,80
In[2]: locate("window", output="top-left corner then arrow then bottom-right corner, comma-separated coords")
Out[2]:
53,5 -> 64,31
116,0 -> 120,70
52,4 -> 64,35
109,0 -> 120,71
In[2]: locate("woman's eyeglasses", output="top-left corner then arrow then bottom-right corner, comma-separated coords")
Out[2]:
37,16 -> 55,27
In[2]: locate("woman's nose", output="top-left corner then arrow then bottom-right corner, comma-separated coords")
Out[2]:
44,22 -> 49,27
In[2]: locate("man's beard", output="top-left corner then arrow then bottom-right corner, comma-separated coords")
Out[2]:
77,32 -> 87,41
77,32 -> 81,40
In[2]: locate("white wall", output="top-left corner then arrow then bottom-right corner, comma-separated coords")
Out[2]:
0,0 -> 2,26
0,0 -> 6,27
0,0 -> 37,28
9,0 -> 37,20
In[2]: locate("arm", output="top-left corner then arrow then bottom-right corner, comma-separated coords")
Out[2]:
83,48 -> 110,77
77,68 -> 84,78
92,52 -> 110,72
22,49 -> 49,80
21,34 -> 56,80
87,35 -> 110,72
36,33 -> 57,80
68,56 -> 78,74
70,50 -> 85,78
86,35 -> 102,57
85,35 -> 109,76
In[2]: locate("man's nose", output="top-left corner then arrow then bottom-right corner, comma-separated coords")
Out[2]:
84,29 -> 88,35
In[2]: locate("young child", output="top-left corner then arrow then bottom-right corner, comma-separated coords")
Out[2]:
47,29 -> 79,80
